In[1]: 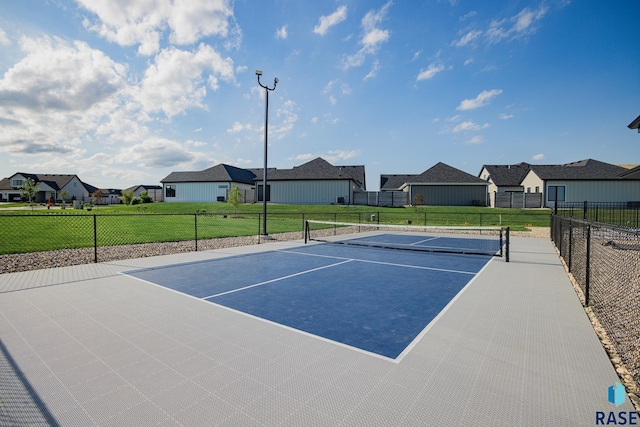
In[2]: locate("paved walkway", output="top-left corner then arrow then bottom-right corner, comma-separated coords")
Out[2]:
0,237 -> 633,426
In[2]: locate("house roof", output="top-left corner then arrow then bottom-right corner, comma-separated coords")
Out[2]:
161,164 -> 257,185
380,174 -> 416,190
481,163 -> 530,186
628,115 -> 640,131
123,185 -> 163,192
263,158 -> 366,188
528,159 -> 629,180
0,173 -> 97,193
407,162 -> 487,184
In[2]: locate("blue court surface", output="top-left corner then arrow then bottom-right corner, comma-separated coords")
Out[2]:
125,240 -> 493,359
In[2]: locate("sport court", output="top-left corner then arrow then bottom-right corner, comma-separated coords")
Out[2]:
0,229 -> 634,425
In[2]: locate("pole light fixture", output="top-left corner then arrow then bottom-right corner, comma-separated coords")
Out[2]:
256,70 -> 278,236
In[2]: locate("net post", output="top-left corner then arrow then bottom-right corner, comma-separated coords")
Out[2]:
304,220 -> 309,244
505,227 -> 510,262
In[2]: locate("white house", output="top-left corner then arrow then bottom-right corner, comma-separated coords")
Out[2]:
161,164 -> 256,203
0,173 -> 97,203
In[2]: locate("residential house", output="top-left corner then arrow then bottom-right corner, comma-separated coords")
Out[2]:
255,157 -> 366,205
94,189 -> 122,205
161,164 -> 257,203
478,163 -> 538,208
0,173 -> 97,203
381,162 -> 488,206
124,185 -> 163,202
521,159 -> 640,208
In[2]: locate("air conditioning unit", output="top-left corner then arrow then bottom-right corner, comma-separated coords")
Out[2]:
336,196 -> 345,204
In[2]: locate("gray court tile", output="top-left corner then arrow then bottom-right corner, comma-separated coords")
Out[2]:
241,390 -> 302,425
274,372 -> 329,403
305,384 -> 365,421
171,353 -> 220,379
131,368 -> 188,399
191,364 -> 244,393
150,380 -> 212,417
280,403 -> 339,427
213,375 -> 271,410
171,394 -> 237,426
246,360 -> 299,389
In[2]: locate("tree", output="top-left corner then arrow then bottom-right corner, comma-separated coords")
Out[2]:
412,194 -> 425,224
121,189 -> 135,205
227,186 -> 242,213
140,190 -> 152,204
18,178 -> 38,207
91,189 -> 104,206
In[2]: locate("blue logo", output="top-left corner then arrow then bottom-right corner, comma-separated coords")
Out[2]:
608,382 -> 625,407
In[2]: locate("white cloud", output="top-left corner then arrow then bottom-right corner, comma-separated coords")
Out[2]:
275,25 -> 288,40
499,113 -> 514,120
457,89 -> 502,110
452,121 -> 489,133
114,137 -> 206,169
342,1 -> 391,70
0,27 -> 10,45
464,135 -> 484,145
412,50 -> 422,61
313,5 -> 348,36
486,6 -> 548,44
364,60 -> 380,80
137,44 -> 234,118
453,30 -> 482,47
226,121 -> 253,133
417,63 -> 445,81
0,36 -> 132,157
532,153 -> 546,161
291,149 -> 359,163
77,0 -> 236,55
270,99 -> 298,140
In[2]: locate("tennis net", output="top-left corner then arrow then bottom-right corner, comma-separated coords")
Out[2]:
304,220 -> 510,260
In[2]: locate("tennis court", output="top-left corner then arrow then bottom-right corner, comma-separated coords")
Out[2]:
0,229 -> 634,425
125,233 -> 494,359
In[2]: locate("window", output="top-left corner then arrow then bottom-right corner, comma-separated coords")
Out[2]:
526,187 -> 531,193
218,184 -> 229,189
547,185 -> 565,202
165,185 -> 176,198
535,186 -> 540,193
12,179 -> 23,187
257,184 -> 271,202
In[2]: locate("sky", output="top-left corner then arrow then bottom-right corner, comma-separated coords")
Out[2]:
0,1 -> 639,191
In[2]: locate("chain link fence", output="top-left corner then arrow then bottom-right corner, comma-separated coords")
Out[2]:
551,215 -> 640,393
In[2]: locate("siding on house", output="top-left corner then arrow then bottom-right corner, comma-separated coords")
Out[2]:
408,184 -> 487,206
164,182 -> 253,202
269,180 -> 353,205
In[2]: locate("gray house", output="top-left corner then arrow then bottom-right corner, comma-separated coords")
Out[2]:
161,164 -> 256,203
381,162 -> 488,206
478,163 -> 539,208
161,158 -> 366,204
628,115 -> 640,132
521,159 -> 640,208
253,158 -> 366,205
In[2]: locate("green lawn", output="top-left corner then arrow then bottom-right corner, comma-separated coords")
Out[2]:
0,203 -> 551,254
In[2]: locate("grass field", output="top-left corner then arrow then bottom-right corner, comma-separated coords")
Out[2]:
0,202 -> 552,254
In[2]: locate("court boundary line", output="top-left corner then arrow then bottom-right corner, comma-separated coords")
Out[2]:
395,256 -> 495,362
281,248 -> 478,275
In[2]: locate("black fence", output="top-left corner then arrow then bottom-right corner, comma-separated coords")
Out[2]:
556,201 -> 640,227
551,215 -> 640,389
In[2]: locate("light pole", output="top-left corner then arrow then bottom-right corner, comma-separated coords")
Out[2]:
256,70 -> 278,236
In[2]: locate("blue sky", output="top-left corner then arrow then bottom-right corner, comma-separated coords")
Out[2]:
0,1 -> 638,191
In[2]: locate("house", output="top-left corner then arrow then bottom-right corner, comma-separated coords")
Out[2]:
628,115 -> 640,132
481,159 -> 640,208
0,173 -> 97,203
381,162 -> 488,206
124,185 -> 163,202
160,158 -> 366,205
478,163 -> 539,208
522,159 -> 640,208
255,157 -> 366,205
161,163 -> 256,203
93,189 -> 122,205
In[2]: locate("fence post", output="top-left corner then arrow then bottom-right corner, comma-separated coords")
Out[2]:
583,201 -> 587,220
585,224 -> 591,306
93,214 -> 98,263
567,219 -> 573,272
194,213 -> 198,251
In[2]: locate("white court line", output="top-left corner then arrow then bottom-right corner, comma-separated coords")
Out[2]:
281,249 -> 477,275
202,259 -> 354,300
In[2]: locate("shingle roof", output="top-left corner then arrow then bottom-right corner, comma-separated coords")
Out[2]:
628,115 -> 640,131
264,158 -> 366,187
380,174 -> 416,190
529,159 -> 628,180
409,162 -> 487,184
0,173 -> 97,193
161,164 -> 256,184
482,163 -> 530,186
